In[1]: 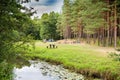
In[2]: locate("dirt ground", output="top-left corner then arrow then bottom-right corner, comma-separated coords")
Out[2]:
56,39 -> 120,55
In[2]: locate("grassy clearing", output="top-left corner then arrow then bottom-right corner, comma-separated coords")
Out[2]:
25,41 -> 120,80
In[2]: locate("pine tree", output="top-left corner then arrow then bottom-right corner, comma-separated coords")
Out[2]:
62,0 -> 72,39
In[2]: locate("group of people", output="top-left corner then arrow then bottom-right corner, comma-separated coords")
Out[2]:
47,44 -> 57,48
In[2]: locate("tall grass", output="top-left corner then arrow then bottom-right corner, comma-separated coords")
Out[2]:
25,41 -> 120,80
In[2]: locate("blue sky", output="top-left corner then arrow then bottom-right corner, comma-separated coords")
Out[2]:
23,0 -> 63,18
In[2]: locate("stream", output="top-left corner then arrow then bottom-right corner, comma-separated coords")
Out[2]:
13,60 -> 84,80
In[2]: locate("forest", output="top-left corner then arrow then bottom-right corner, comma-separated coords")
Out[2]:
0,0 -> 120,80
28,0 -> 120,48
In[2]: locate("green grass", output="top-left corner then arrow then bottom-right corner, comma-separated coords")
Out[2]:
25,41 -> 120,80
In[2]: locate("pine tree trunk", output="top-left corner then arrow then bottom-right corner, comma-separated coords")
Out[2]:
114,1 -> 117,48
118,26 -> 120,40
98,29 -> 100,46
110,6 -> 114,46
77,25 -> 81,42
107,0 -> 110,46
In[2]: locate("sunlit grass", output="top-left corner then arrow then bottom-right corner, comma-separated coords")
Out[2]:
25,41 -> 120,80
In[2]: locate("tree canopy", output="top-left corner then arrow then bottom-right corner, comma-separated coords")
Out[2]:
39,12 -> 59,40
0,0 -> 33,80
56,0 -> 120,47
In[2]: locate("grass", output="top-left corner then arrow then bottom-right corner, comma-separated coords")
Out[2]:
25,41 -> 120,80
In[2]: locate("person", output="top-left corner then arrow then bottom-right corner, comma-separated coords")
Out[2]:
53,44 -> 55,48
49,44 -> 52,48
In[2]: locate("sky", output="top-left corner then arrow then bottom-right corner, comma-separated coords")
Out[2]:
22,0 -> 63,18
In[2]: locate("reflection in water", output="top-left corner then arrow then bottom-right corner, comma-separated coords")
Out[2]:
13,61 -> 55,80
14,56 -> 30,68
13,60 -> 84,80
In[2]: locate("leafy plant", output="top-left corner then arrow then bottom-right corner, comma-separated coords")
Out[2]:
0,61 -> 13,80
109,52 -> 120,61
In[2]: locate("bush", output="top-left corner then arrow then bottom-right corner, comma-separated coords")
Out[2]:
0,61 -> 13,80
109,52 -> 120,61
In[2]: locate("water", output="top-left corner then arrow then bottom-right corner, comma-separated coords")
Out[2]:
13,60 -> 84,80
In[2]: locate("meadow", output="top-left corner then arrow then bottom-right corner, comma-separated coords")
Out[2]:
25,41 -> 120,80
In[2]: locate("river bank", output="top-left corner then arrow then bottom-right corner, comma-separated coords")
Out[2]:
25,41 -> 120,80
14,60 -> 84,80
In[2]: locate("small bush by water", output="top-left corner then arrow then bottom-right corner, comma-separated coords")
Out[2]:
0,61 -> 13,80
109,52 -> 120,61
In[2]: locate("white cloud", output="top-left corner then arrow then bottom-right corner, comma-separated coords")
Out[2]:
23,0 -> 63,18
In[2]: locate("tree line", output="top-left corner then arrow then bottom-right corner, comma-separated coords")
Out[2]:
28,12 -> 60,40
31,0 -> 120,48
0,0 -> 120,79
56,0 -> 120,48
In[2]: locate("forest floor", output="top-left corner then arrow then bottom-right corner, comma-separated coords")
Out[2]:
25,40 -> 120,80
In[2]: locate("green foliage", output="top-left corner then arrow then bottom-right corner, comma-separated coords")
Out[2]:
116,0 -> 120,17
75,0 -> 106,34
57,0 -> 107,39
63,0 -> 72,27
40,13 -> 50,39
0,0 -> 34,80
61,0 -> 72,39
39,12 -> 60,40
25,19 -> 41,40
0,0 -> 32,61
56,14 -> 64,38
0,61 -> 13,80
109,52 -> 120,61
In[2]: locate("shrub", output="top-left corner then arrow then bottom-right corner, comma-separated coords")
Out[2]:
109,52 -> 120,61
0,61 -> 13,80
